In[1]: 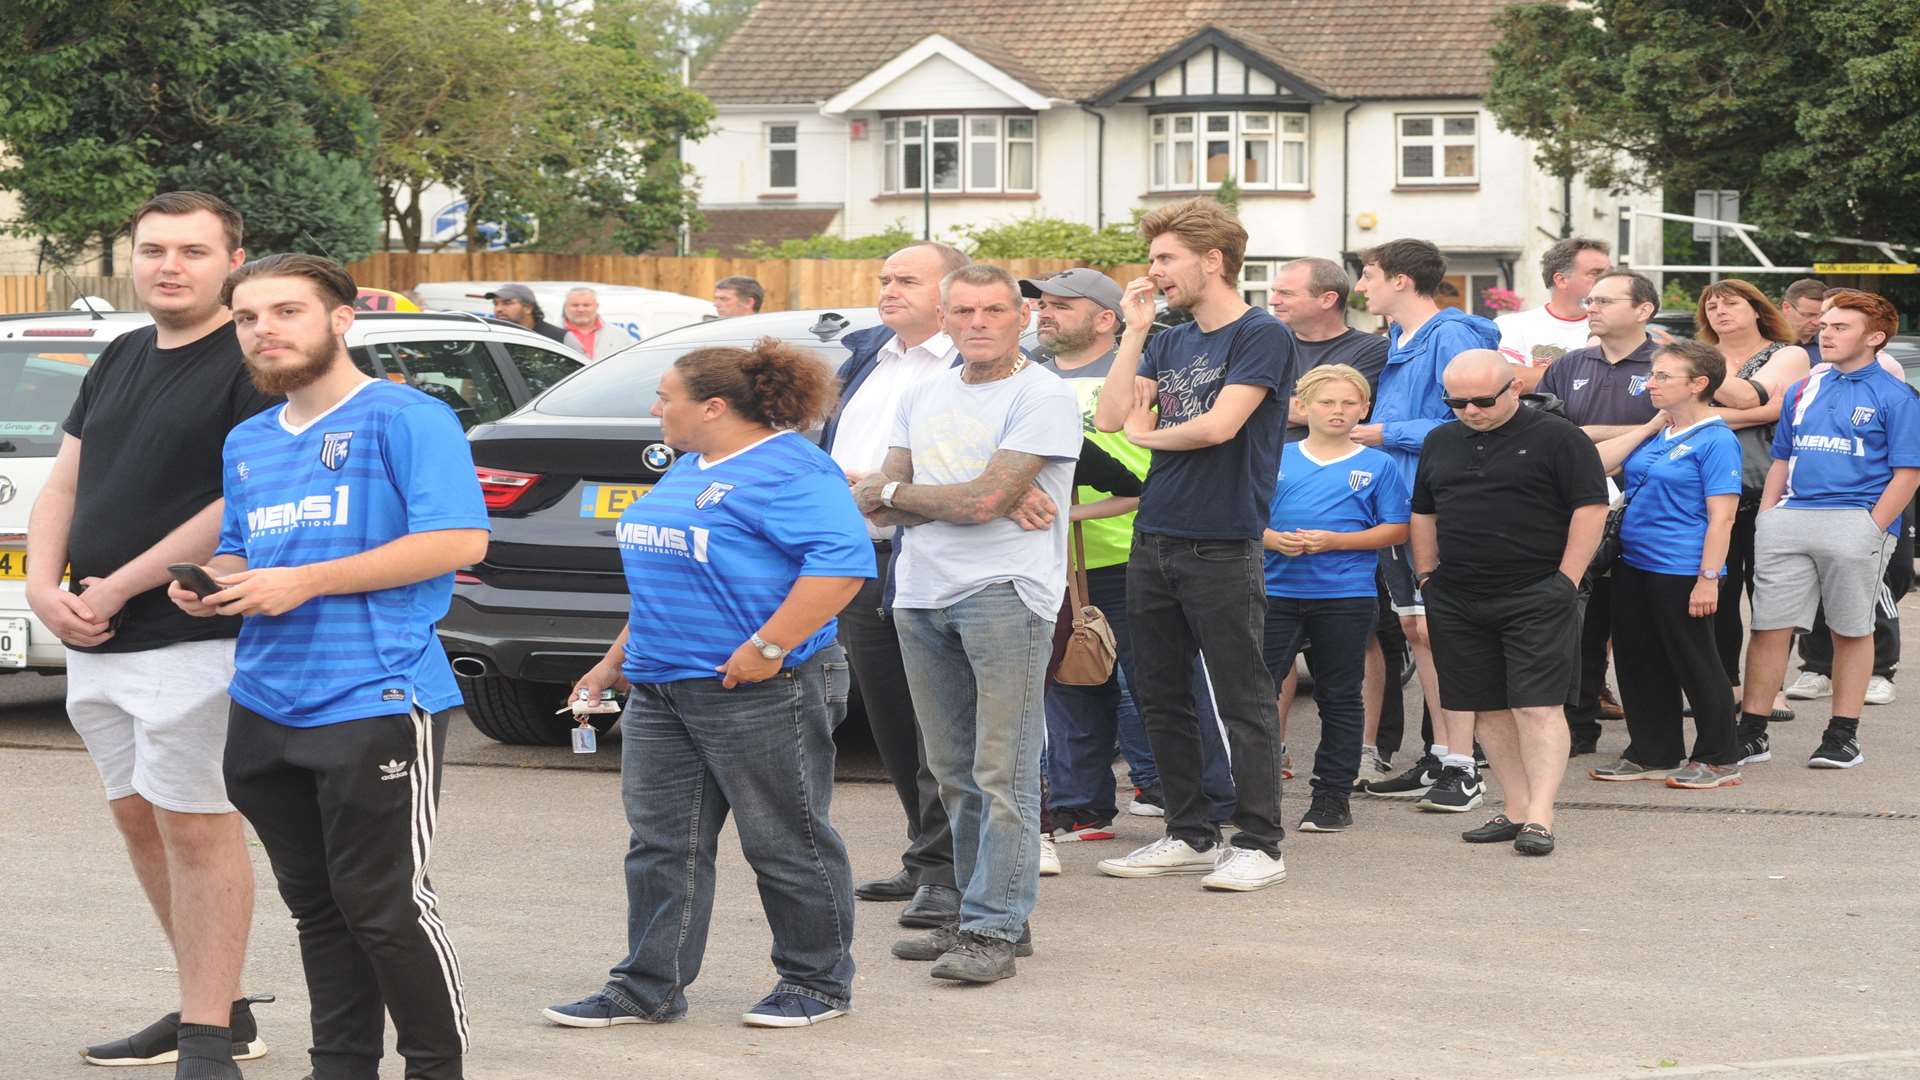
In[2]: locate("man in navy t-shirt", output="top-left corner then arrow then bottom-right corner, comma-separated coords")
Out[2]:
171,255 -> 489,1080
1736,290 -> 1920,771
1091,197 -> 1293,893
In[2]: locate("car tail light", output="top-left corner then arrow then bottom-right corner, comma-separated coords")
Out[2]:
476,467 -> 540,510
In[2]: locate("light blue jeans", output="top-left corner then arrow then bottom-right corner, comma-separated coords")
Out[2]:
893,582 -> 1050,943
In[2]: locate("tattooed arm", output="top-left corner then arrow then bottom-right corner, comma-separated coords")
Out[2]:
852,447 -> 932,527
853,446 -> 1048,526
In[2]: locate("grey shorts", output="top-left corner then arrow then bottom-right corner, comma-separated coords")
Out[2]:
66,638 -> 238,814
1751,506 -> 1896,638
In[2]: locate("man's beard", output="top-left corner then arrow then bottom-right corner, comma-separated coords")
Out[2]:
1043,320 -> 1099,354
245,336 -> 341,395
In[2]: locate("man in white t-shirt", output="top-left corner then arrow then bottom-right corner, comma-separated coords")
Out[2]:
1498,238 -> 1611,391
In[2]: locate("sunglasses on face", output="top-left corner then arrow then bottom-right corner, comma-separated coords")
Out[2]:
1442,389 -> 1511,409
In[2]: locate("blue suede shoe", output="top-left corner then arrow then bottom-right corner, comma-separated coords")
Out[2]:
741,991 -> 846,1028
542,992 -> 645,1028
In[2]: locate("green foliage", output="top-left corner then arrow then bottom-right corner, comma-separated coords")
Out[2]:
0,0 -> 382,263
1212,176 -> 1242,213
1487,0 -> 1920,245
740,225 -> 920,260
1660,278 -> 1698,311
960,214 -> 1149,264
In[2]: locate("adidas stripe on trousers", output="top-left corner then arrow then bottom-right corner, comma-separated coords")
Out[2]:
225,704 -> 468,1080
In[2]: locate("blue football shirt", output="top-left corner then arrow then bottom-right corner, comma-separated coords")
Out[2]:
216,380 -> 490,727
617,430 -> 875,683
1619,417 -> 1743,576
1772,363 -> 1920,533
1263,443 -> 1410,598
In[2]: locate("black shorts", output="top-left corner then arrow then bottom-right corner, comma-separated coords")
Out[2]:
1425,571 -> 1583,712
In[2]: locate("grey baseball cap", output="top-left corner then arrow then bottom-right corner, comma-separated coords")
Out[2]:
1020,268 -> 1124,314
475,283 -> 536,304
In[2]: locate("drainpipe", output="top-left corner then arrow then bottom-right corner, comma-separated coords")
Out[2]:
1080,103 -> 1106,230
1561,172 -> 1574,240
1339,102 -> 1359,266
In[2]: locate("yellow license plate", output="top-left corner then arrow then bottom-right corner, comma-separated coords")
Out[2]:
577,483 -> 651,519
0,548 -> 26,581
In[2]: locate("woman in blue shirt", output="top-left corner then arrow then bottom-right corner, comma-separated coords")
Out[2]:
544,339 -> 875,1030
1592,340 -> 1745,789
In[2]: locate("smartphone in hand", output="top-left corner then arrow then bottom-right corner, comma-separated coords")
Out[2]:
167,563 -> 223,599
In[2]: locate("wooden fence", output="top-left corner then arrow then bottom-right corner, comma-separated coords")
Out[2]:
1,256 -> 1153,315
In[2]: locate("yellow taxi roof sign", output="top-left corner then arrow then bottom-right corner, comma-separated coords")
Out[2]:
354,287 -> 422,312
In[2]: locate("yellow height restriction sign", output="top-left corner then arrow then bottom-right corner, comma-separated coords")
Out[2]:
1813,262 -> 1918,274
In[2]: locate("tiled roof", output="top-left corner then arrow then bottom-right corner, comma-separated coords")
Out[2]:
696,0 -> 1519,105
687,207 -> 840,256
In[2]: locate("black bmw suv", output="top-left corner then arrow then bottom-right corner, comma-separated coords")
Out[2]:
441,309 -> 885,744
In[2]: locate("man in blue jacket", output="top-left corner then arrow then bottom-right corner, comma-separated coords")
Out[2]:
819,241 -> 971,929
1348,239 -> 1501,813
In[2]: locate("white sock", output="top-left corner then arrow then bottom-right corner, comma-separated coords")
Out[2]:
1441,752 -> 1476,776
1430,744 -> 1450,761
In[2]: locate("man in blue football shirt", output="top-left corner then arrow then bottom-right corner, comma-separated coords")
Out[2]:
170,254 -> 489,1080
1736,290 -> 1920,770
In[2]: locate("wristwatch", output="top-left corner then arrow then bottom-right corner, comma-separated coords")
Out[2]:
881,481 -> 901,508
750,633 -> 789,661
1698,568 -> 1723,580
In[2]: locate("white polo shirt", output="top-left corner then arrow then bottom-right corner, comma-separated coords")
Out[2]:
828,331 -> 956,537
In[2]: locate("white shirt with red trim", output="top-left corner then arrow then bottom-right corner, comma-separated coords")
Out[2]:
1495,304 -> 1594,367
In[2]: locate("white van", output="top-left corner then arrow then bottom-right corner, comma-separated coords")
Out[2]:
410,281 -> 717,346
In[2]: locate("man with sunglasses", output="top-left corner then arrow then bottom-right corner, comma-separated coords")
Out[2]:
1537,270 -> 1662,757
1411,350 -> 1608,856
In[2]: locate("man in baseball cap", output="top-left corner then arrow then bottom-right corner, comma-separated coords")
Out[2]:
1020,268 -> 1125,317
473,283 -> 568,344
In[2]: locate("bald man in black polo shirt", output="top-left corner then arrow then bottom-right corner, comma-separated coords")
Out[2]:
1411,351 -> 1608,856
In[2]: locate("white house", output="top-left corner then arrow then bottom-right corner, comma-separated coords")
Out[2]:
687,2 -> 1663,312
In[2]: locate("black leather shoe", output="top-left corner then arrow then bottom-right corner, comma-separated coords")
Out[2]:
1461,815 -> 1522,844
897,884 -> 960,928
1514,823 -> 1557,856
854,869 -> 914,902
1571,737 -> 1599,757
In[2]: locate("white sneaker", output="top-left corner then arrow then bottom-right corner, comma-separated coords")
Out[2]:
1865,676 -> 1896,706
1038,835 -> 1061,877
1096,836 -> 1216,878
1785,671 -> 1833,700
1200,847 -> 1288,892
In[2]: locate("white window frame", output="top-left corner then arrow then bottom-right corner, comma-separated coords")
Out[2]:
929,114 -> 963,193
1395,112 -> 1479,185
1239,259 -> 1280,308
766,122 -> 798,193
878,112 -> 1040,194
1147,110 -> 1310,194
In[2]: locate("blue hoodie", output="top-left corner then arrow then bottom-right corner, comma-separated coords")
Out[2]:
1372,306 -> 1501,486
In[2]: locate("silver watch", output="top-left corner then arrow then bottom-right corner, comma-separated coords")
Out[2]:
750,633 -> 788,661
881,480 -> 901,508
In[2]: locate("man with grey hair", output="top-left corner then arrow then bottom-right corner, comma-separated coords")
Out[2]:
853,262 -> 1080,983
1412,350 -> 1608,855
1270,257 -> 1388,445
560,287 -> 631,361
818,241 -> 973,929
713,276 -> 765,317
1497,238 -> 1611,391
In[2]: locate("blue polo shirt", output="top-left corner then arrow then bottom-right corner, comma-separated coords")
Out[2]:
1772,362 -> 1920,533
1619,417 -> 1743,576
617,430 -> 875,683
1263,443 -> 1410,598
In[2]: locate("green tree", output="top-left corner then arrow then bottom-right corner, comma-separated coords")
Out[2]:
327,0 -> 712,254
1486,0 -> 1920,246
0,0 -> 382,265
962,214 -> 1149,264
741,225 -> 921,259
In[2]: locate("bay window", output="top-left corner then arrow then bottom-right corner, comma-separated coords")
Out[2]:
1148,109 -> 1309,193
879,112 -> 1040,194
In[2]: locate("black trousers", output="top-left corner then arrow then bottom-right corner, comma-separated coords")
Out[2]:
224,705 -> 467,1080
836,540 -> 955,888
1567,571 -> 1613,744
1611,564 -> 1738,766
1714,499 -> 1762,683
1372,572 -> 1412,758
1127,532 -> 1283,855
1263,595 -> 1376,797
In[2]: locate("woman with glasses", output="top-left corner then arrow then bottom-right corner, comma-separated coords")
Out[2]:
1693,280 -> 1809,709
1590,341 -> 1745,788
544,338 -> 874,1030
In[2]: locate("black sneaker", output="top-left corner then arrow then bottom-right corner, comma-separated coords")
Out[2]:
1415,765 -> 1485,813
1297,793 -> 1352,833
1361,753 -> 1440,799
1126,787 -> 1167,817
1736,730 -> 1772,765
929,931 -> 1018,983
1807,727 -> 1864,769
81,995 -> 272,1066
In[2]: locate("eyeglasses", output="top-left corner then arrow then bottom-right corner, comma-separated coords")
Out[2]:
1579,296 -> 1624,309
1646,370 -> 1700,383
1441,390 -> 1510,409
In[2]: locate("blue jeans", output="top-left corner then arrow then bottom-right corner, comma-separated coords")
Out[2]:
604,651 -> 855,1018
894,582 -> 1049,943
1260,595 -> 1376,798
1047,566 -> 1236,819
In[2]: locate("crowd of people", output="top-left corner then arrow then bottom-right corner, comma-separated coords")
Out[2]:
23,190 -> 1916,1078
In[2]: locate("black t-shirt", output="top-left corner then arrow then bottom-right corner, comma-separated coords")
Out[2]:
1135,306 -> 1294,539
532,320 -> 569,344
1285,328 -> 1391,443
1537,337 -> 1660,427
62,323 -> 280,652
1411,404 -> 1608,595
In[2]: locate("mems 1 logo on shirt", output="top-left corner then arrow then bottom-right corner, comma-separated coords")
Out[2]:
617,521 -> 711,563
248,485 -> 351,535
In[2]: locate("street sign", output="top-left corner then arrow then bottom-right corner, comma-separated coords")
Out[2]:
1813,262 -> 1918,275
1693,190 -> 1740,241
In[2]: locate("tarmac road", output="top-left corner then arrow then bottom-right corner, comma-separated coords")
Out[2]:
2,620 -> 1917,1080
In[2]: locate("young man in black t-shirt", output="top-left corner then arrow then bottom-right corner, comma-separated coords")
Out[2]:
1410,351 -> 1609,856
1091,198 -> 1295,892
26,193 -> 278,1079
